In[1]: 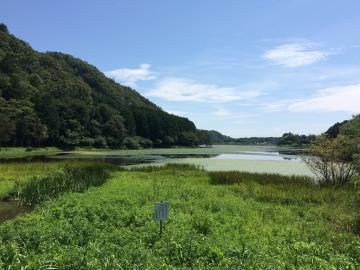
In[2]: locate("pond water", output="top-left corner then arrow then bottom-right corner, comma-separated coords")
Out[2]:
0,201 -> 31,223
0,145 -> 313,176
213,153 -> 301,161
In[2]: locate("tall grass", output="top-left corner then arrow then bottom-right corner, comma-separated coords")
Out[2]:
17,163 -> 115,206
0,161 -> 70,199
207,170 -> 360,233
129,163 -> 204,172
209,171 -> 314,186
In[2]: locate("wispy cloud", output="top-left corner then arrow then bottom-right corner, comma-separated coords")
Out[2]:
147,78 -> 262,103
288,84 -> 360,113
212,109 -> 257,120
212,108 -> 231,117
261,99 -> 300,112
263,42 -> 332,67
105,64 -> 156,87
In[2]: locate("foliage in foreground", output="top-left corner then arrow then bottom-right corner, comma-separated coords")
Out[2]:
0,164 -> 359,269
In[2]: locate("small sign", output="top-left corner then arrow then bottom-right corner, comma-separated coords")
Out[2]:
154,201 -> 169,221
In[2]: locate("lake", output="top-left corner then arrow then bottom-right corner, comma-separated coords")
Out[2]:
9,145 -> 313,177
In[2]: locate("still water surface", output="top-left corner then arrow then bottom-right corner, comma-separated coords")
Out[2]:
1,145 -> 313,176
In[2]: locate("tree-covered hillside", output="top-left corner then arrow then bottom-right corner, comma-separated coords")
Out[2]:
276,133 -> 316,147
0,24 -> 210,149
201,130 -> 234,144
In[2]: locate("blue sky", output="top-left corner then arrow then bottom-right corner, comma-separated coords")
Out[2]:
1,0 -> 360,137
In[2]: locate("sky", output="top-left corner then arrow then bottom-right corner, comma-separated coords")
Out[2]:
1,0 -> 360,137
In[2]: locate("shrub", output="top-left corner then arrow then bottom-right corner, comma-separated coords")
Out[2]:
303,135 -> 359,186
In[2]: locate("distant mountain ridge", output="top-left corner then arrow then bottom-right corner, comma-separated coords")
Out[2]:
0,23 -> 210,148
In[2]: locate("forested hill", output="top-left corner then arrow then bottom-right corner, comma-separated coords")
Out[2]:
0,23 -> 211,149
201,130 -> 234,144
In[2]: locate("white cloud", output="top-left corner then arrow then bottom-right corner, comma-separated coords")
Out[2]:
213,108 -> 231,117
289,84 -> 360,113
212,109 -> 257,121
263,43 -> 331,67
261,99 -> 300,112
147,78 -> 262,103
105,63 -> 156,87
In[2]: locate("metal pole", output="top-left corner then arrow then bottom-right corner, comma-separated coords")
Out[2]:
160,220 -> 163,236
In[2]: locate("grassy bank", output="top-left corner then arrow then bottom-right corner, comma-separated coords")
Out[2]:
0,147 -> 60,159
0,163 -> 359,268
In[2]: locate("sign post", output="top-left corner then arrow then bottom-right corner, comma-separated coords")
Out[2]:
154,201 -> 169,236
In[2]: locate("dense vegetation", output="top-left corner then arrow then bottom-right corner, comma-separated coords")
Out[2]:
0,23 -> 210,149
18,163 -> 114,206
325,120 -> 349,138
276,133 -> 316,147
303,114 -> 360,186
201,130 -> 234,144
0,163 -> 359,268
235,136 -> 280,145
202,130 -> 316,146
0,161 -> 113,201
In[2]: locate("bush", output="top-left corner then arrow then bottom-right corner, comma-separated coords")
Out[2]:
303,135 -> 359,186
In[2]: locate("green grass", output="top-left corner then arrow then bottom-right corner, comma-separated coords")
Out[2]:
0,147 -> 60,159
208,170 -> 314,186
0,161 -> 66,198
0,163 -> 359,269
0,161 -> 113,200
18,163 -> 115,206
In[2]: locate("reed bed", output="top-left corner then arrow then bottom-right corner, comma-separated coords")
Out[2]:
208,171 -> 314,186
18,163 -> 114,206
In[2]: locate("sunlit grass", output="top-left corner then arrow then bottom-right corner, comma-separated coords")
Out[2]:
0,163 -> 358,268
0,161 -> 113,199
